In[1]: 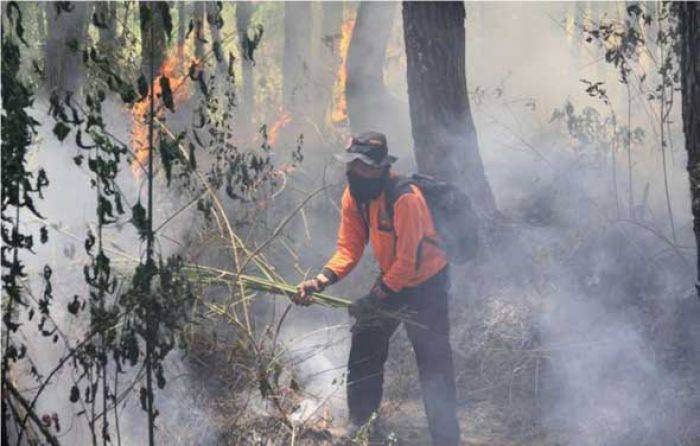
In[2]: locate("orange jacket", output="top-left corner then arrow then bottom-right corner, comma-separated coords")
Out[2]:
322,180 -> 447,292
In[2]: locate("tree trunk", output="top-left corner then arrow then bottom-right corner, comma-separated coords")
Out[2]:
310,2 -> 344,126
96,1 -> 119,66
206,2 -> 225,73
177,1 -> 187,61
140,1 -> 169,81
402,1 -> 496,216
283,2 -> 312,114
678,2 -> 700,292
236,2 -> 255,126
193,2 -> 206,60
345,2 -> 396,132
44,2 -> 90,94
36,2 -> 47,43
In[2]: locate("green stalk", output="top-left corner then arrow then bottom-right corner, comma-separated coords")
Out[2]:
181,265 -> 350,308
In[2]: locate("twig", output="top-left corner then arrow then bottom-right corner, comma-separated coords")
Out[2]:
613,218 -> 691,269
4,380 -> 60,446
239,185 -> 329,274
153,190 -> 207,234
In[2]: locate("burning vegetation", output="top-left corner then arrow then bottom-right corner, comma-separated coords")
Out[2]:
130,45 -> 196,176
331,18 -> 355,124
2,3 -> 700,446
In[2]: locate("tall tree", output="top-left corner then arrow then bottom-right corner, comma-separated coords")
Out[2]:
35,2 -> 46,43
193,2 -> 206,60
402,1 -> 496,216
283,2 -> 312,114
44,2 -> 90,93
678,3 -> 700,292
95,1 -> 119,66
206,2 -> 225,73
236,2 -> 256,125
177,1 -> 187,61
140,1 -> 170,81
310,2 -> 343,126
345,2 -> 396,132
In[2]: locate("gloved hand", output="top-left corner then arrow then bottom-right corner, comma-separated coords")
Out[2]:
348,293 -> 378,319
369,275 -> 392,300
293,273 -> 330,306
349,275 -> 395,317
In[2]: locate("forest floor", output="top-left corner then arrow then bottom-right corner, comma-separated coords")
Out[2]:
309,397 -> 554,446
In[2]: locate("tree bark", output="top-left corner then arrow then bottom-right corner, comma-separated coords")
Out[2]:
283,2 -> 312,114
193,2 -> 206,60
678,2 -> 700,292
402,1 -> 496,216
311,1 -> 344,126
36,2 -> 47,43
206,2 -> 225,73
236,2 -> 256,125
140,2 -> 170,81
345,2 -> 396,132
44,2 -> 90,94
95,1 -> 119,66
177,1 -> 187,61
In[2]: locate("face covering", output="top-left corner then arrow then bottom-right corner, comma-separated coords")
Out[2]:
346,170 -> 387,204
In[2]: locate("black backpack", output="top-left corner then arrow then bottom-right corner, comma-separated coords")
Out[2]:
386,173 -> 478,264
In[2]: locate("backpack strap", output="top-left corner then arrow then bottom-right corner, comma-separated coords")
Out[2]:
357,201 -> 370,242
386,175 -> 446,269
385,176 -> 427,270
385,175 -> 415,223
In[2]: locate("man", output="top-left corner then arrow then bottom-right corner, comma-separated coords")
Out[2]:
294,132 -> 460,445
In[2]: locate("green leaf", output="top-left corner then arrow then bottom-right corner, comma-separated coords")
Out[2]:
67,295 -> 81,315
140,387 -> 148,411
6,2 -> 28,45
197,71 -> 208,97
120,85 -> 137,104
159,2 -> 173,41
213,41 -> 223,63
75,130 -> 95,149
159,75 -> 175,112
138,74 -> 149,100
131,201 -> 149,240
92,11 -> 107,29
228,51 -> 235,77
70,385 -> 80,403
188,142 -> 197,169
53,122 -> 71,141
159,136 -> 176,186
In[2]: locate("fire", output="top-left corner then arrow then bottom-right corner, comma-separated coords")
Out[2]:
331,18 -> 355,124
131,45 -> 193,176
268,108 -> 292,146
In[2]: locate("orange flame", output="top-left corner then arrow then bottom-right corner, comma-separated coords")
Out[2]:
331,18 -> 355,124
268,108 -> 292,146
131,45 -> 193,176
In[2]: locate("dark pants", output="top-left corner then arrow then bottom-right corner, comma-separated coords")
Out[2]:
346,268 -> 460,445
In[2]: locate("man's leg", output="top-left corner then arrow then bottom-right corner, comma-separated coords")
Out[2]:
404,269 -> 460,446
346,304 -> 400,426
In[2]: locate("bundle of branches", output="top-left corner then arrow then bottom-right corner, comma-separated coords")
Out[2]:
239,273 -> 423,329
238,274 -> 351,308
182,265 -> 351,309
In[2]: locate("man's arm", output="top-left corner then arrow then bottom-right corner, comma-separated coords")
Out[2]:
294,188 -> 367,303
322,187 -> 368,282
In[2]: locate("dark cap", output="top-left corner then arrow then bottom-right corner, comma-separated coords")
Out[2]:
334,131 -> 397,168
